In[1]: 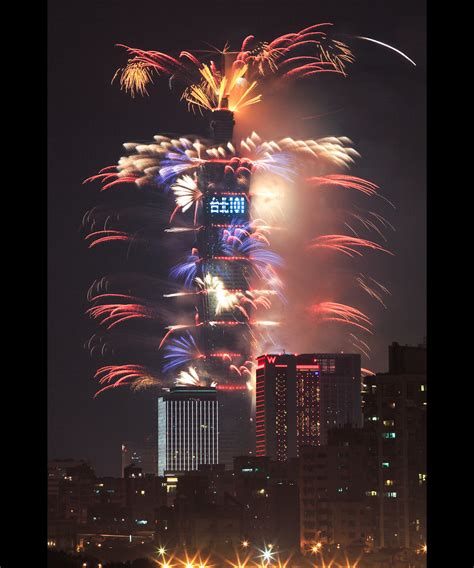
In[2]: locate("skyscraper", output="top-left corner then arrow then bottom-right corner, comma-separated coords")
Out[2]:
185,99 -> 254,466
157,386 -> 219,475
256,353 -> 362,460
363,343 -> 426,550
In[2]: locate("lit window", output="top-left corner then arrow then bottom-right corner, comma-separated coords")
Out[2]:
382,462 -> 390,468
383,420 -> 395,427
418,473 -> 427,483
384,480 -> 394,486
365,490 -> 378,497
385,492 -> 397,498
382,432 -> 396,439
420,385 -> 426,392
140,490 -> 145,495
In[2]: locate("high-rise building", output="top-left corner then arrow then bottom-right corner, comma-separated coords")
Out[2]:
157,386 -> 219,475
192,128 -> 255,466
363,343 -> 426,550
299,425 -> 377,551
167,91 -> 257,468
255,353 -> 362,460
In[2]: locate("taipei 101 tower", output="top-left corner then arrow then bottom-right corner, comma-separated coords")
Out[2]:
85,26 -> 386,477
192,52 -> 255,466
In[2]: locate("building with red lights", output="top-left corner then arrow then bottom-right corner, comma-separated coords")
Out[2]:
255,353 -> 362,460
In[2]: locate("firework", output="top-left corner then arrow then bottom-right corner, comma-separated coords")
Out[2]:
355,36 -> 417,66
113,24 -> 354,113
94,365 -> 163,397
309,302 -> 373,334
357,274 -> 391,308
170,174 -> 202,223
84,23 -> 398,399
84,132 -> 362,194
308,235 -> 393,257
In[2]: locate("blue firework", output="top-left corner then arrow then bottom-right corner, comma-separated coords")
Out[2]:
170,254 -> 199,288
162,331 -> 201,373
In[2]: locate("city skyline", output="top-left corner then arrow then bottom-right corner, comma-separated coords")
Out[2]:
47,342 -> 426,563
48,0 -> 426,478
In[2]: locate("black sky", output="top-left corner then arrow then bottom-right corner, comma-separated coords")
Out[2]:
48,0 -> 426,476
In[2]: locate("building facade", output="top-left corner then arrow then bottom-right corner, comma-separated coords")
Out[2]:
299,426 -> 377,551
255,353 -> 362,460
363,369 -> 426,550
157,386 -> 219,475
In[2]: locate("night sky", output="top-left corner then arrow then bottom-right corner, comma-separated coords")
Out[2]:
48,0 -> 426,476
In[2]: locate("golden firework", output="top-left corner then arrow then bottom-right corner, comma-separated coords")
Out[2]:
112,60 -> 155,98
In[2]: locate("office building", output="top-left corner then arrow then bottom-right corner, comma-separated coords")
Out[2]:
157,386 -> 219,475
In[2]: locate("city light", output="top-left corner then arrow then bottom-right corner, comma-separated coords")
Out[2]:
311,542 -> 322,553
47,10 -> 425,568
257,546 -> 275,564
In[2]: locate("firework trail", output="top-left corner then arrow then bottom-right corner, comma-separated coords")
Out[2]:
84,23 -> 401,396
344,209 -> 395,241
307,174 -> 378,196
354,36 -> 417,67
308,235 -> 393,257
309,302 -> 373,334
349,333 -> 372,359
357,274 -> 392,308
94,365 -> 163,397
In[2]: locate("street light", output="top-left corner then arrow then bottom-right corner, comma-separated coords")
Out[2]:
258,546 -> 275,564
241,540 -> 249,549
